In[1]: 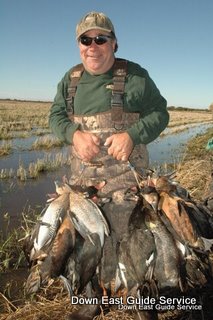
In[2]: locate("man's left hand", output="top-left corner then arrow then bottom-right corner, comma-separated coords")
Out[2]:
104,132 -> 134,161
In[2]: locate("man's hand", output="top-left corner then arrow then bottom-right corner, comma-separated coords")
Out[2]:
72,130 -> 100,162
104,132 -> 134,161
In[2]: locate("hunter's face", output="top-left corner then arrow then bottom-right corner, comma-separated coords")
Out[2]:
78,29 -> 116,75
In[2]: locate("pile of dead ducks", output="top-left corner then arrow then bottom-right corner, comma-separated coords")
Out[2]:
23,168 -> 213,304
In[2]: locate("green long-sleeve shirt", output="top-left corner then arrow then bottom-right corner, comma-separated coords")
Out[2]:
49,59 -> 169,145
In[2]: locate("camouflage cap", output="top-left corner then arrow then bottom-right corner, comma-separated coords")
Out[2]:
76,12 -> 116,39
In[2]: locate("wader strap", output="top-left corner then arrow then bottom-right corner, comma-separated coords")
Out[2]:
66,64 -> 84,114
66,59 -> 127,121
111,59 -> 127,125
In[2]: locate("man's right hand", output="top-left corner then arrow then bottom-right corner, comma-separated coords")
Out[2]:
72,130 -> 100,162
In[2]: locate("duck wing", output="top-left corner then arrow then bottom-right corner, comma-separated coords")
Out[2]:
33,193 -> 69,255
69,191 -> 109,247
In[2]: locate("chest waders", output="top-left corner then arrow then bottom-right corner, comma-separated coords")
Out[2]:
66,58 -> 149,195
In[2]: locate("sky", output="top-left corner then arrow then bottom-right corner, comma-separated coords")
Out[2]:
0,0 -> 212,109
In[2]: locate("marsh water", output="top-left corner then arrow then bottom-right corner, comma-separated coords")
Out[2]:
0,123 -> 212,232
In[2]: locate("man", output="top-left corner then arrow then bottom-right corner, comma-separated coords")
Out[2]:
49,11 -> 168,320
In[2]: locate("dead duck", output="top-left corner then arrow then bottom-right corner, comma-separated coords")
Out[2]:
157,188 -> 203,248
68,188 -> 110,247
98,202 -> 156,301
184,199 -> 213,239
128,203 -> 156,285
152,175 -> 213,244
31,192 -> 70,260
116,203 -> 156,300
25,213 -> 76,295
142,196 -> 183,295
53,180 -> 110,296
63,232 -> 102,296
139,180 -> 212,292
184,249 -> 211,290
39,214 -> 75,278
98,232 -> 118,297
54,180 -> 110,247
24,179 -> 109,296
23,187 -> 70,270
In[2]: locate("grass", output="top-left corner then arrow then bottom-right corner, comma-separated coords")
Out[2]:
0,153 -> 71,180
16,153 -> 71,180
0,169 -> 15,179
0,205 -> 43,275
0,100 -> 50,141
0,293 -> 138,320
176,127 -> 213,199
31,135 -> 64,150
0,231 -> 26,272
0,141 -> 12,156
0,217 -> 26,273
168,109 -> 212,128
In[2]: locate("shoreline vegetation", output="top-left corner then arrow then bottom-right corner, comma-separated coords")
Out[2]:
0,100 -> 212,319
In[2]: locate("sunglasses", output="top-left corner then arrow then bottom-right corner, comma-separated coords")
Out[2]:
79,35 -> 112,46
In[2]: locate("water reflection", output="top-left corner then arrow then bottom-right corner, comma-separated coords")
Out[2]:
0,167 -> 71,232
0,139 -> 66,171
148,123 -> 212,165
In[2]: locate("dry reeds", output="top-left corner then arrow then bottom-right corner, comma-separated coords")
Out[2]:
0,100 -> 50,141
0,152 -> 71,180
31,136 -> 63,150
0,141 -> 12,156
0,275 -> 135,320
168,110 -> 212,127
176,159 -> 212,199
0,207 -> 41,274
0,228 -> 26,272
15,153 -> 71,181
0,291 -> 198,320
0,169 -> 15,179
0,290 -> 137,320
0,293 -> 75,320
175,127 -> 213,200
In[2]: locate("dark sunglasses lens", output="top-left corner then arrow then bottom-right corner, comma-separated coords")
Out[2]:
80,37 -> 92,46
80,36 -> 110,46
94,36 -> 108,45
